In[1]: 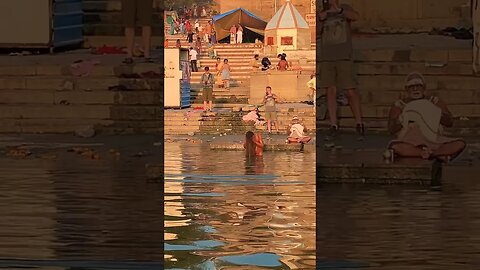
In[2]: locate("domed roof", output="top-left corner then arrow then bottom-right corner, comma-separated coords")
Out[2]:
265,0 -> 309,30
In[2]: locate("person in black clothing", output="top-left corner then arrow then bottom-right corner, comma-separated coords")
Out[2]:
261,57 -> 272,71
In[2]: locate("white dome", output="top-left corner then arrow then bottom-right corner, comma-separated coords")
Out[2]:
265,1 -> 309,30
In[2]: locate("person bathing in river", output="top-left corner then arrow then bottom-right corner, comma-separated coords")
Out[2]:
387,72 -> 466,162
244,131 -> 264,157
287,116 -> 311,144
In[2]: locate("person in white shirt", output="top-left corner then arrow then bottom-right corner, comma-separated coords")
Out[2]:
236,25 -> 243,44
287,116 -> 311,144
189,47 -> 198,72
194,20 -> 200,34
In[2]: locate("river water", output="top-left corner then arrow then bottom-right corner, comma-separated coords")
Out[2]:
3,135 -> 479,270
0,135 -> 163,269
164,139 -> 316,269
316,166 -> 480,270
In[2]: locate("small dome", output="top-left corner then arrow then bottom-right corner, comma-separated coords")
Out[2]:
265,1 -> 309,30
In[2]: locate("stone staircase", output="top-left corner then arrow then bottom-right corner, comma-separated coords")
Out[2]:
82,0 -> 164,47
164,105 -> 316,135
165,32 -> 316,106
320,48 -> 480,136
165,46 -> 480,136
0,61 -> 162,134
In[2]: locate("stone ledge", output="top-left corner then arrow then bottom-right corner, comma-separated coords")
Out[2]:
209,142 -> 304,151
317,151 -> 442,185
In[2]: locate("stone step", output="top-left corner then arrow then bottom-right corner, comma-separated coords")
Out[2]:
0,105 -> 161,120
0,118 -> 113,133
317,118 -> 480,136
354,49 -> 471,63
356,75 -> 480,91
0,90 -> 161,105
166,45 -> 262,52
361,89 -> 480,105
317,152 -> 438,185
84,24 -> 164,36
190,91 -> 249,96
82,0 -> 162,12
357,62 -> 474,75
165,112 -> 316,119
332,104 -> 480,118
83,36 -> 165,48
0,77 -> 163,91
0,64 -> 162,77
165,120 -> 316,126
196,60 -> 316,67
84,12 -> 165,25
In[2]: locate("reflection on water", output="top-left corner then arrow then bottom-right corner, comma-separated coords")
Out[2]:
317,167 -> 480,269
0,143 -> 163,269
165,141 -> 316,269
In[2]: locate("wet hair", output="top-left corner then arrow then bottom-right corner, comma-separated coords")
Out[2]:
265,86 -> 272,95
204,66 -> 209,71
245,131 -> 256,157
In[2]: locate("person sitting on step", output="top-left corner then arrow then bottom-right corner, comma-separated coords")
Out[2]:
250,54 -> 260,71
387,72 -> 466,162
287,116 -> 311,144
261,56 -> 272,71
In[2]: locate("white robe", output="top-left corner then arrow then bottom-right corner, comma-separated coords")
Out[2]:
236,30 -> 243,44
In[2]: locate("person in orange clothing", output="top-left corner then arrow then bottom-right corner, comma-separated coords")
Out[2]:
244,131 -> 264,157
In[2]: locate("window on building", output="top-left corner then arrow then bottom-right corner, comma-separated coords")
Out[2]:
267,37 -> 274,45
281,37 -> 293,45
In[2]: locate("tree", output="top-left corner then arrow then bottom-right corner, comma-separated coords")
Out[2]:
165,0 -> 215,11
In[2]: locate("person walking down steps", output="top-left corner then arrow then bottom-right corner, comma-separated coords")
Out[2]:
221,59 -> 232,89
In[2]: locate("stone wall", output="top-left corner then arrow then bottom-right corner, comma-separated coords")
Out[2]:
347,0 -> 470,32
212,0 -> 470,32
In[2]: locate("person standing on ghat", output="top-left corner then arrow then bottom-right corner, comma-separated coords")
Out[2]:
121,0 -> 153,64
201,67 -> 215,112
318,0 -> 365,140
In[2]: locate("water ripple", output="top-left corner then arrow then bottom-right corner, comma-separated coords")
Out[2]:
165,141 -> 315,269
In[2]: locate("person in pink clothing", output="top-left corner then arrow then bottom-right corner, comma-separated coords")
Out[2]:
230,25 -> 237,44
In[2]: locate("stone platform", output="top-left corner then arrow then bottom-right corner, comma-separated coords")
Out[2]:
209,141 -> 304,151
317,151 -> 442,185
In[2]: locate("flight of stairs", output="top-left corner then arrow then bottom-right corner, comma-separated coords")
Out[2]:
165,30 -> 316,106
82,0 -> 164,47
0,61 -> 163,134
165,46 -> 480,136
318,48 -> 480,136
164,105 -> 316,135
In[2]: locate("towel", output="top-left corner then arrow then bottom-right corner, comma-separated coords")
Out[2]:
401,99 -> 442,142
289,124 -> 305,138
